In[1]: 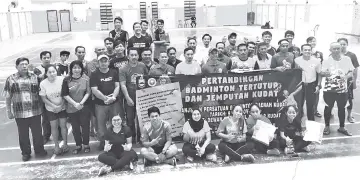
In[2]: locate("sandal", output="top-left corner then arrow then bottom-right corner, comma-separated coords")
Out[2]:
84,145 -> 90,153
61,145 -> 70,154
72,146 -> 82,154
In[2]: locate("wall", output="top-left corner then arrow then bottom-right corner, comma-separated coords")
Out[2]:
216,5 -> 247,26
31,11 -> 48,33
0,11 -> 33,42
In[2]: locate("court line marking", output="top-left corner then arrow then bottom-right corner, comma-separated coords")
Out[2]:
1,135 -> 360,166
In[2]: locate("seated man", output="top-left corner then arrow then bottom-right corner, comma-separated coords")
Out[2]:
140,106 -> 178,167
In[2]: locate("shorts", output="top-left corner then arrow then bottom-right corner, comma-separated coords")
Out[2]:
151,145 -> 165,154
45,110 -> 67,121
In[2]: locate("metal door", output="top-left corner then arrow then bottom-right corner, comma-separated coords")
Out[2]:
60,10 -> 71,32
47,10 -> 59,32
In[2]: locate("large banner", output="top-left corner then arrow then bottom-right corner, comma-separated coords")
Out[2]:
136,69 -> 303,139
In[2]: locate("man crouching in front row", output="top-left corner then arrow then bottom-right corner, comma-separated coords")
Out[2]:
140,106 -> 178,167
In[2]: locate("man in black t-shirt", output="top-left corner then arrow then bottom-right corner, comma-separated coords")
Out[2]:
90,54 -> 121,150
338,38 -> 359,123
128,22 -> 151,62
140,20 -> 153,43
104,38 -> 116,60
57,50 -> 69,76
109,41 -> 128,71
166,47 -> 181,68
262,31 -> 277,56
109,17 -> 129,46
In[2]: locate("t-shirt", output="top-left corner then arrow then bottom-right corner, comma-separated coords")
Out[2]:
83,60 -> 98,77
141,120 -> 172,148
109,56 -> 128,71
167,59 -> 182,69
119,62 -> 148,96
90,69 -> 119,105
109,29 -> 128,44
175,61 -> 202,75
224,45 -> 237,56
153,30 -> 170,59
142,32 -> 153,43
56,63 -> 68,76
127,35 -> 151,61
104,126 -> 132,153
345,51 -> 359,68
321,55 -> 353,93
216,116 -> 247,143
106,52 -> 116,61
267,46 -> 277,56
61,75 -> 91,113
270,52 -> 295,69
179,52 -> 205,65
295,56 -> 321,83
39,76 -> 65,112
149,64 -> 175,76
218,54 -> 232,70
253,53 -> 272,70
201,61 -> 228,74
182,121 -> 211,143
275,114 -> 302,139
230,57 -> 256,71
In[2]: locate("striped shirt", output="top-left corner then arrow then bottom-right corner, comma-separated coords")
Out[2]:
3,72 -> 43,118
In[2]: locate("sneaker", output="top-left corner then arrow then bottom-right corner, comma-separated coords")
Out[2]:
171,157 -> 177,167
129,162 -> 134,170
348,116 -> 355,123
314,111 -> 322,118
267,148 -> 281,156
186,156 -> 194,162
284,147 -> 295,154
224,155 -> 230,163
22,154 -> 31,162
98,165 -> 112,177
323,126 -> 330,135
206,154 -> 217,162
241,154 -> 255,163
338,128 -> 352,136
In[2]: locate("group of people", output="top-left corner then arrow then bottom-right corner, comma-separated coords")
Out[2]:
3,16 -> 358,177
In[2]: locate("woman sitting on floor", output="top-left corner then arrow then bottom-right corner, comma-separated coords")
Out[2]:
275,105 -> 311,154
216,105 -> 255,163
246,103 -> 280,155
182,109 -> 217,163
97,115 -> 138,176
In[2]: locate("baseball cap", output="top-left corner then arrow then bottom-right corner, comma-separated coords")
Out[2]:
228,32 -> 237,39
98,54 -> 109,61
60,50 -> 70,56
208,48 -> 218,54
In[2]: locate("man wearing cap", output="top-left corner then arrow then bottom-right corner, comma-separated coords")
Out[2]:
90,54 -> 121,150
57,50 -> 70,76
270,39 -> 295,71
202,48 -> 227,74
224,32 -> 237,57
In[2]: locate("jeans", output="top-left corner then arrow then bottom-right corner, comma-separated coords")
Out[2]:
95,102 -> 120,144
218,141 -> 254,161
302,82 -> 317,121
98,150 -> 138,170
248,139 -> 279,154
182,142 -> 216,159
323,92 -> 348,127
15,115 -> 45,155
68,106 -> 91,146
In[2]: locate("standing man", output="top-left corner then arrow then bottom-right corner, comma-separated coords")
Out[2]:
176,47 -> 202,75
153,19 -> 170,62
109,17 -> 129,46
141,20 -> 153,43
109,41 -> 128,71
247,41 -> 256,58
224,32 -> 237,57
216,42 -> 232,70
253,42 -> 272,70
119,47 -> 149,142
90,55 -> 121,150
197,34 -> 212,65
261,31 -> 277,56
179,37 -> 203,65
128,22 -> 152,62
230,43 -> 256,71
142,48 -> 156,71
104,38 -> 116,60
202,48 -> 228,74
166,47 -> 182,68
270,39 -> 295,71
338,38 -> 358,123
149,51 -> 175,76
56,50 -> 70,76
321,42 -> 353,136
3,58 -> 47,161
295,44 -> 322,121
284,30 -> 297,53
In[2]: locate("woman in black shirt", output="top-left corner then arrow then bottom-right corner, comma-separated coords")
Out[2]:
97,115 -> 138,176
275,105 -> 311,154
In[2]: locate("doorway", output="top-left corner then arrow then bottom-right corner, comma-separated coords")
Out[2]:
60,10 -> 71,32
47,10 -> 59,32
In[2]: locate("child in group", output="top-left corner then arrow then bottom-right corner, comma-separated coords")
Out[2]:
57,50 -> 70,76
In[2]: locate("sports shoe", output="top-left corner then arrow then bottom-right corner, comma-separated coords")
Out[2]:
267,148 -> 280,156
224,155 -> 230,163
98,165 -> 111,176
241,154 -> 255,163
206,154 -> 217,162
22,154 -> 31,162
186,156 -> 194,162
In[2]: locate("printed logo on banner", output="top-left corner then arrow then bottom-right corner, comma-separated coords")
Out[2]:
148,78 -> 157,87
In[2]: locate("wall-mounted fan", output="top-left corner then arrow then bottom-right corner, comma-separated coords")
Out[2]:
8,0 -> 19,12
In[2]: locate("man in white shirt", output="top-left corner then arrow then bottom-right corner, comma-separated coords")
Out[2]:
295,44 -> 321,121
179,37 -> 204,65
196,34 -> 212,65
321,42 -> 353,136
176,47 -> 202,75
230,43 -> 256,72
